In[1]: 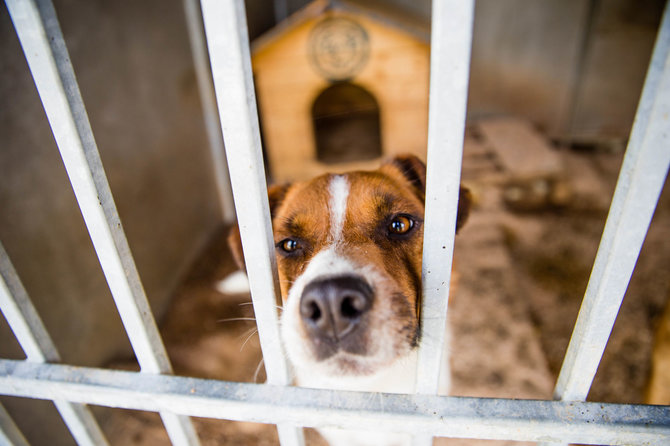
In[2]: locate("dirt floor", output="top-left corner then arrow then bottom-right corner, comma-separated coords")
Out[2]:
99,118 -> 670,445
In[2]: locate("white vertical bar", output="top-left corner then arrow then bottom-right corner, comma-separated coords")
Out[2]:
199,0 -> 289,390
0,403 -> 29,446
51,400 -> 109,446
0,242 -> 109,446
6,0 -> 166,377
554,3 -> 670,403
415,1 -> 474,444
199,1 -> 303,445
5,1 -> 200,444
417,0 -> 474,391
0,243 -> 58,364
182,0 -> 236,224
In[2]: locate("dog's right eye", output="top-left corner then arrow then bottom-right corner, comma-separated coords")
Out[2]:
277,238 -> 299,254
388,215 -> 414,235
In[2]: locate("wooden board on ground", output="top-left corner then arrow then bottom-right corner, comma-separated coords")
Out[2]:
478,118 -> 564,181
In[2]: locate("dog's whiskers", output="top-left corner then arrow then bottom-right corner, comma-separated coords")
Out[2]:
237,302 -> 284,312
253,358 -> 265,383
217,317 -> 257,323
236,325 -> 257,341
239,328 -> 259,352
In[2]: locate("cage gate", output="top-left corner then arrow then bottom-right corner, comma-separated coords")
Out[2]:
1,0 -> 669,445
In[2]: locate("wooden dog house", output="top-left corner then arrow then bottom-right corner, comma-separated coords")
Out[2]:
251,0 -> 430,182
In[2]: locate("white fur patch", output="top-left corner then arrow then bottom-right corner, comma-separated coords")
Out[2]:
214,270 -> 250,295
328,175 -> 350,243
281,246 -> 361,372
280,244 -> 423,386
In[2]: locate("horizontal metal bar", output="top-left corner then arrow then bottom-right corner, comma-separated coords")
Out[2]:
417,0 -> 474,397
1,360 -> 668,445
6,0 -> 200,444
554,1 -> 670,403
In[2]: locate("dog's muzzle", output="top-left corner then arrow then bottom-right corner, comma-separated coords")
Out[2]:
299,275 -> 373,359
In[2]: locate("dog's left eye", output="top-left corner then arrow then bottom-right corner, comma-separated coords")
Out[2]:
388,215 -> 414,235
278,238 -> 299,253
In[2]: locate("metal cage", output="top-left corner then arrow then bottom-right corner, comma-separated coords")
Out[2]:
1,0 -> 669,445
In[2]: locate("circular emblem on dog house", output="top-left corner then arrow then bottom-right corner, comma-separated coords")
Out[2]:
308,17 -> 370,81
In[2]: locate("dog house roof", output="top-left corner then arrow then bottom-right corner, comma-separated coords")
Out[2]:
251,0 -> 430,55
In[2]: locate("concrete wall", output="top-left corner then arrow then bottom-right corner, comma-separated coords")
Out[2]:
1,0 -> 222,443
569,0 -> 666,143
469,0 -> 664,142
468,0 -> 591,136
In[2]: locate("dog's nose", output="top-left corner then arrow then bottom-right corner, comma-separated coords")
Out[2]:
300,276 -> 373,342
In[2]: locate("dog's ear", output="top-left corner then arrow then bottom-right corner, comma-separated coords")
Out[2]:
383,154 -> 471,233
385,154 -> 427,200
455,186 -> 471,233
227,183 -> 291,271
227,228 -> 246,272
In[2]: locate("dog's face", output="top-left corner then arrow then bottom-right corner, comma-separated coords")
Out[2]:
229,155 -> 470,380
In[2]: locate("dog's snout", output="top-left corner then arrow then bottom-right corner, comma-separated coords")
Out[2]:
300,276 -> 373,342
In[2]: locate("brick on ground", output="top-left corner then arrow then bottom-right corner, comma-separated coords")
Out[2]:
462,137 -> 500,180
476,118 -> 568,210
477,118 -> 564,180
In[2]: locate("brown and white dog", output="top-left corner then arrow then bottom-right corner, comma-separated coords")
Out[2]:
229,154 -> 470,446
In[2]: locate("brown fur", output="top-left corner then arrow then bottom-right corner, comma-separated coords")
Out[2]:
228,155 -> 469,355
229,155 -> 470,284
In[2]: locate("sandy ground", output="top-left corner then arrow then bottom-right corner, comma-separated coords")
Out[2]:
99,120 -> 670,445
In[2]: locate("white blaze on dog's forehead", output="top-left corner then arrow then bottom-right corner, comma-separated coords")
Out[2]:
328,174 -> 350,242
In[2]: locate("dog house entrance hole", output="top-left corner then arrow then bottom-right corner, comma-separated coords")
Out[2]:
312,82 -> 382,164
